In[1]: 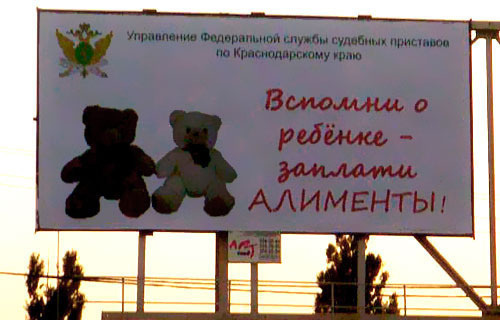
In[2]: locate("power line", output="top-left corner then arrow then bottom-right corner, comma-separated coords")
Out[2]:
0,147 -> 35,156
5,271 -> 494,314
0,182 -> 35,190
0,173 -> 35,180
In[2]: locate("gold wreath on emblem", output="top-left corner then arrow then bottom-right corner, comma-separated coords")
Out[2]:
56,23 -> 113,78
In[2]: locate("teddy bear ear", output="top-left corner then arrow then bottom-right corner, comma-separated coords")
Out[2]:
169,110 -> 186,127
122,109 -> 139,126
82,105 -> 101,125
210,115 -> 222,130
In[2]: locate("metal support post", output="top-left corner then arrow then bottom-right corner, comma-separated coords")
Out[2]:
215,231 -> 229,315
415,235 -> 488,312
472,22 -> 500,309
357,235 -> 366,315
122,277 -> 125,313
330,282 -> 335,318
228,280 -> 232,313
56,232 -> 60,320
403,285 -> 407,317
137,231 -> 151,313
46,257 -> 49,289
251,262 -> 259,315
486,30 -> 498,308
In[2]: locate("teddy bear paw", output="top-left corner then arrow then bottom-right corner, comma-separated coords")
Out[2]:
151,194 -> 182,214
204,196 -> 234,217
119,189 -> 150,218
65,196 -> 100,219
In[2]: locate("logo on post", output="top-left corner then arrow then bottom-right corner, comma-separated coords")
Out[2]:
56,23 -> 113,78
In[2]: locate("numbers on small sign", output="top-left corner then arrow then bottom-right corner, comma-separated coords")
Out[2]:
260,238 -> 268,257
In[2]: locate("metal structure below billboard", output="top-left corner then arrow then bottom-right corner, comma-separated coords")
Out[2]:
37,10 -> 473,235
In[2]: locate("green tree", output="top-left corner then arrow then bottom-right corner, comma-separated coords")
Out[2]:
26,251 -> 86,320
315,235 -> 398,314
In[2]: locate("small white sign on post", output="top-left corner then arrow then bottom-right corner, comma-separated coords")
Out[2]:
228,231 -> 281,263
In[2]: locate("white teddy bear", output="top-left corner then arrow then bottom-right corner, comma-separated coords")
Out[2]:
152,110 -> 237,216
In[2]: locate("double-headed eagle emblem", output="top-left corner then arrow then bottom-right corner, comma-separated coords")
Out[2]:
56,23 -> 113,78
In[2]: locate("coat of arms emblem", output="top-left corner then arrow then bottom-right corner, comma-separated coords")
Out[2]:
56,23 -> 113,78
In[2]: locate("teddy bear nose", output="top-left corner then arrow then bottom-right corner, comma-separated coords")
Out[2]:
104,128 -> 120,145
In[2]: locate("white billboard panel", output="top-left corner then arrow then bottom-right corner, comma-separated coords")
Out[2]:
37,10 -> 472,235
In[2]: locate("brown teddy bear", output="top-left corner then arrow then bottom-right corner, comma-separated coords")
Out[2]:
152,110 -> 237,216
61,105 -> 155,218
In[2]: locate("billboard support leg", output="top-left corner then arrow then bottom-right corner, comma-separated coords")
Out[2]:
485,29 -> 499,308
415,235 -> 488,312
137,231 -> 152,313
330,282 -> 335,318
357,235 -> 367,315
122,277 -> 125,314
473,25 -> 500,309
251,262 -> 258,316
56,231 -> 60,320
216,231 -> 229,316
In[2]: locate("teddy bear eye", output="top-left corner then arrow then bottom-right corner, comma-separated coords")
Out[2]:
186,127 -> 191,133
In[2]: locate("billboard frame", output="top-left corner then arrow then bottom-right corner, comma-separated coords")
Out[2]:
36,8 -> 474,237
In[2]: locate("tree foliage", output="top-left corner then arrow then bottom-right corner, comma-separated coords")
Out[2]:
315,235 -> 398,314
26,251 -> 86,320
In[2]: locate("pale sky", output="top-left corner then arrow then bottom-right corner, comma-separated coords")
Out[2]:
0,1 -> 499,319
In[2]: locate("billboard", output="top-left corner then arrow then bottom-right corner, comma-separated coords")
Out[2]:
37,10 -> 473,235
